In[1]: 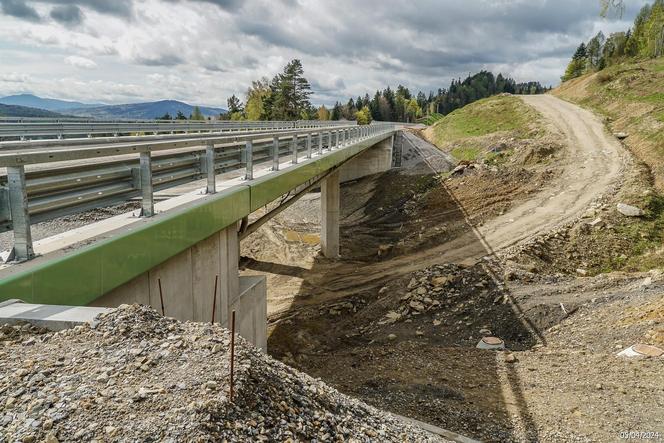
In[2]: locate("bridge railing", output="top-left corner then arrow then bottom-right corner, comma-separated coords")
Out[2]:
0,122 -> 396,262
0,118 -> 354,141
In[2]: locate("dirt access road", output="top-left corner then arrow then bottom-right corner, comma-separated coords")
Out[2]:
481,95 -> 627,251
279,95 -> 630,305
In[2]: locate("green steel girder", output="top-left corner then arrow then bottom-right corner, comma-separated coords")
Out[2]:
248,133 -> 388,211
0,131 -> 394,306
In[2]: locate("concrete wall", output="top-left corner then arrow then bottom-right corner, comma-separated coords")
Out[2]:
91,222 -> 267,351
237,275 -> 267,351
339,135 -> 394,183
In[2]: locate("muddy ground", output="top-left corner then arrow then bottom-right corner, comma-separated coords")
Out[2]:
240,98 -> 663,442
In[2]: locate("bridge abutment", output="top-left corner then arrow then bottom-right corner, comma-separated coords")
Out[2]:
339,134 -> 395,183
91,222 -> 267,351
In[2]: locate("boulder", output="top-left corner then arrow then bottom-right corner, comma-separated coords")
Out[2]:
617,203 -> 643,217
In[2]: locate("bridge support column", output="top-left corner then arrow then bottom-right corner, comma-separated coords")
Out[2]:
321,169 -> 340,258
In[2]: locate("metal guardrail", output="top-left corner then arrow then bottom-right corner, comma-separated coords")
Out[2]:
0,122 -> 396,262
0,118 -> 354,141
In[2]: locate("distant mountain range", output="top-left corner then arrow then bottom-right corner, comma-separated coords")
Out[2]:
0,94 -> 102,111
66,100 -> 226,119
0,94 -> 226,119
0,103 -> 67,118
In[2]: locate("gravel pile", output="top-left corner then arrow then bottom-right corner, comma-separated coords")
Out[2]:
0,304 -> 447,442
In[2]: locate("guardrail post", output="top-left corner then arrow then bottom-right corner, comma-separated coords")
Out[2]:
326,132 -> 331,151
292,134 -> 299,164
6,166 -> 34,262
306,134 -> 312,159
139,152 -> 154,217
245,140 -> 254,180
318,132 -> 323,155
272,136 -> 280,171
205,141 -> 216,194
335,130 -> 339,149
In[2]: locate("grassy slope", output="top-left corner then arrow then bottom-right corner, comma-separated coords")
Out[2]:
554,58 -> 664,187
425,95 -> 541,162
554,58 -> 664,273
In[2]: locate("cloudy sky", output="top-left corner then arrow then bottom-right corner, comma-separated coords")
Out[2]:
0,0 -> 647,107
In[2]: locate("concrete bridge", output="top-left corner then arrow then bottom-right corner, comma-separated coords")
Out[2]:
0,119 -> 401,350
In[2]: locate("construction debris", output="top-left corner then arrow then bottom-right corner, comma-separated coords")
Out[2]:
0,304 -> 447,442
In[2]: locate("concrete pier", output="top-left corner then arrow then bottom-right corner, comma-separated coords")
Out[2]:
321,169 -> 341,258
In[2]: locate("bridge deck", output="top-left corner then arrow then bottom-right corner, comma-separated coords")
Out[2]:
0,128 -> 396,306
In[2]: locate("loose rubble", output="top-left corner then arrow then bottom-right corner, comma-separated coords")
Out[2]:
0,305 -> 446,442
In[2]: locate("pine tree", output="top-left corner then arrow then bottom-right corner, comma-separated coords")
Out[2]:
271,59 -> 312,120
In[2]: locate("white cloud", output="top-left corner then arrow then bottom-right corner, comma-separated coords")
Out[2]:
0,0 -> 650,106
64,55 -> 97,69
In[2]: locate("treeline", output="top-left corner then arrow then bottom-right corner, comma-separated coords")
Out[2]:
328,71 -> 549,123
223,59 -> 316,121
563,0 -> 664,81
192,59 -> 547,123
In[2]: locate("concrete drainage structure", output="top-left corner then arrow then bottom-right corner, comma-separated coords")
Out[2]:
476,336 -> 506,350
617,344 -> 664,358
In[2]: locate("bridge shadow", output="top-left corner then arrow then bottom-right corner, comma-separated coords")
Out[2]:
244,162 -> 544,441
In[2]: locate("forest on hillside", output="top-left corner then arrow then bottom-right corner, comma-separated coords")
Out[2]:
328,72 -> 548,123
220,61 -> 548,124
563,0 -> 664,81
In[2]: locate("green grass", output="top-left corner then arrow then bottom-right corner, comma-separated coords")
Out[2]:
430,96 -> 536,147
423,113 -> 444,125
642,92 -> 664,104
484,149 -> 514,166
450,146 -> 482,162
652,58 -> 664,72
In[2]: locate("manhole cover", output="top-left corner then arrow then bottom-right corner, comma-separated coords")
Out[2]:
617,344 -> 664,358
483,337 -> 503,345
477,336 -> 505,350
633,344 -> 664,357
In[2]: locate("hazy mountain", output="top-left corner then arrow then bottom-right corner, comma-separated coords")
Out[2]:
65,100 -> 227,119
0,94 -> 103,111
0,95 -> 226,120
0,103 -> 67,118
